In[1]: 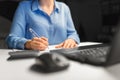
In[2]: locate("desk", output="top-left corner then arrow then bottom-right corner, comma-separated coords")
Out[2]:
0,42 -> 120,80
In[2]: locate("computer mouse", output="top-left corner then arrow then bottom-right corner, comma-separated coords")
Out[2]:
35,52 -> 69,72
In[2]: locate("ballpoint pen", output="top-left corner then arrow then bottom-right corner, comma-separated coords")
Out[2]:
29,28 -> 40,37
29,28 -> 49,49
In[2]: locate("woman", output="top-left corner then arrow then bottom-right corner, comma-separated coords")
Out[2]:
6,0 -> 80,50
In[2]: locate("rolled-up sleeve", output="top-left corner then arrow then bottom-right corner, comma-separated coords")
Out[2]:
6,2 -> 28,49
65,5 -> 80,44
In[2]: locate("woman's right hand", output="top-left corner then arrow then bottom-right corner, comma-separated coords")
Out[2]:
25,37 -> 49,51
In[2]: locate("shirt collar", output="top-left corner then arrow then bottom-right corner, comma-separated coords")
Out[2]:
31,0 -> 39,11
54,1 -> 60,13
31,0 -> 60,13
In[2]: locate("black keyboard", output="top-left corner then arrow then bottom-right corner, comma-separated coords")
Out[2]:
51,44 -> 110,65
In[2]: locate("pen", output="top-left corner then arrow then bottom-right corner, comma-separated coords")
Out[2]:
29,28 -> 49,49
29,28 -> 39,37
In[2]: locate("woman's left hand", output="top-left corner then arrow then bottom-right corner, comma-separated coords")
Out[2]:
55,39 -> 78,48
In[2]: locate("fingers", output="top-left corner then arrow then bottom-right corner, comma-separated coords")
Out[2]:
39,38 -> 48,46
69,43 -> 78,48
29,40 -> 46,50
32,37 -> 48,46
29,37 -> 49,51
56,39 -> 78,49
62,42 -> 75,48
32,37 -> 48,41
55,42 -> 64,48
62,41 -> 69,48
41,36 -> 48,41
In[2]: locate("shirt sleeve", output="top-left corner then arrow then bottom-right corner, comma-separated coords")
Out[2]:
65,5 -> 80,44
6,2 -> 28,49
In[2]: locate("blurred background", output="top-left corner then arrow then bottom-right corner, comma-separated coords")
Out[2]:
0,0 -> 120,48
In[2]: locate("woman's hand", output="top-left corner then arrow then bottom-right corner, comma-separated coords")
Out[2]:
55,39 -> 78,49
25,37 -> 48,51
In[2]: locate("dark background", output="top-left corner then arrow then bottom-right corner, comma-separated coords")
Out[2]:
0,0 -> 120,48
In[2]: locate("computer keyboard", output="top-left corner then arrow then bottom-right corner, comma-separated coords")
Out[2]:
51,44 -> 110,65
78,47 -> 109,57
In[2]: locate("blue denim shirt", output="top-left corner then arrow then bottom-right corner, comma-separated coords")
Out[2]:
6,0 -> 80,49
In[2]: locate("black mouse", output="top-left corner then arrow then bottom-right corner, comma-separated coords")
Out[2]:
35,52 -> 69,72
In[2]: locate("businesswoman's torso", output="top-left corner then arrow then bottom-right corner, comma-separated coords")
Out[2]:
7,0 -> 79,49
22,0 -> 69,45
